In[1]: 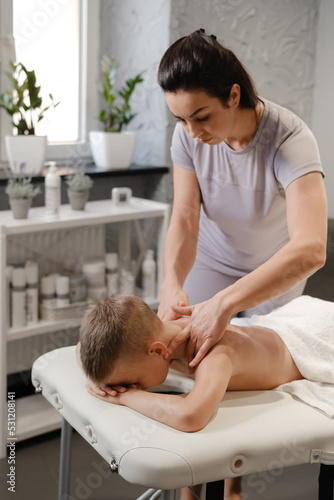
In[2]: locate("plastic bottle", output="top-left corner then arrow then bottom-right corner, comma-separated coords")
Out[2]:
105,252 -> 118,295
45,163 -> 61,216
11,267 -> 26,328
142,250 -> 156,300
25,261 -> 39,325
119,258 -> 135,295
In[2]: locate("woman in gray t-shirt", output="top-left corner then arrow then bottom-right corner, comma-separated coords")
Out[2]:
157,29 -> 327,362
157,28 -> 327,500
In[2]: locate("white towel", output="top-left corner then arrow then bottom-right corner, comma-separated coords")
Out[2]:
231,296 -> 334,418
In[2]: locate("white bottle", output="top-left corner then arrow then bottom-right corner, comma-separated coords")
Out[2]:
6,266 -> 13,328
25,261 -> 39,325
142,250 -> 156,300
11,267 -> 26,328
119,258 -> 135,295
105,252 -> 118,295
45,163 -> 61,216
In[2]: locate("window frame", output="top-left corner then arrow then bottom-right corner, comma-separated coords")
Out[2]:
0,0 -> 100,166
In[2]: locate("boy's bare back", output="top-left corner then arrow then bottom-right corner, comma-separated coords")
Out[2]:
174,318 -> 303,391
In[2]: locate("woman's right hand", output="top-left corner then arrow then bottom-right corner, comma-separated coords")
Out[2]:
157,284 -> 190,320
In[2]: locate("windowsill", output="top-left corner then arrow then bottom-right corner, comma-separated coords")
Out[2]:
0,162 -> 169,183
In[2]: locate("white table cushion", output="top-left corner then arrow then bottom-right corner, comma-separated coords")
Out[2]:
32,346 -> 334,490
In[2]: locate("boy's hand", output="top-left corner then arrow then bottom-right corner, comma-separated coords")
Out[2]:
85,378 -> 138,398
86,383 -> 139,404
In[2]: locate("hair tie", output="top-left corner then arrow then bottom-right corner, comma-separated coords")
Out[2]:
196,28 -> 206,35
210,34 -> 217,41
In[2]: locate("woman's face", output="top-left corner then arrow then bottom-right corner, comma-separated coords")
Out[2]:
165,89 -> 237,145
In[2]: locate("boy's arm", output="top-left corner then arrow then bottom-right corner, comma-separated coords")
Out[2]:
88,346 -> 233,432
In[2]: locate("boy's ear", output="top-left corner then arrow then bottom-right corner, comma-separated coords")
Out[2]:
148,340 -> 168,357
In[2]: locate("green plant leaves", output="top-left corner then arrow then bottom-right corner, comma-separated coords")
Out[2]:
0,61 -> 59,135
97,55 -> 143,133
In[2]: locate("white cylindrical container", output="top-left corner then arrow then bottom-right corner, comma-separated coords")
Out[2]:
40,275 -> 56,307
69,274 -> 86,303
119,259 -> 135,295
25,261 -> 39,325
142,250 -> 156,300
45,163 -> 61,216
82,260 -> 106,288
6,266 -> 13,328
87,286 -> 108,301
11,267 -> 26,328
56,275 -> 70,307
105,252 -> 118,295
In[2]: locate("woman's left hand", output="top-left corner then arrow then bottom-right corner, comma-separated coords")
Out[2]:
166,294 -> 231,369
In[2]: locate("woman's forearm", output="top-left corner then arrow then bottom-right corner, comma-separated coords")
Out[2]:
162,217 -> 198,289
223,173 -> 327,317
222,237 -> 326,316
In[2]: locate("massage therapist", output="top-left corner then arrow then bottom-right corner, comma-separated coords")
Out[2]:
157,29 -> 328,367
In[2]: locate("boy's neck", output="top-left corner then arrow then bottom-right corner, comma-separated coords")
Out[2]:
161,318 -> 189,360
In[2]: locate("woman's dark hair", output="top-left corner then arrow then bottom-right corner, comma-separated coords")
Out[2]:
158,28 -> 258,109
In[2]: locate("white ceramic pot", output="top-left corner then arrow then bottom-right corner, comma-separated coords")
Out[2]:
89,131 -> 137,170
5,135 -> 47,176
67,188 -> 89,210
9,197 -> 32,219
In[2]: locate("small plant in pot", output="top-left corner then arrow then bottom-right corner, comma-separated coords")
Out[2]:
0,61 -> 59,175
89,55 -> 143,170
65,166 -> 94,211
5,174 -> 41,219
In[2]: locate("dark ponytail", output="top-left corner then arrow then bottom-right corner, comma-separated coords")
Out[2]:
158,29 -> 258,109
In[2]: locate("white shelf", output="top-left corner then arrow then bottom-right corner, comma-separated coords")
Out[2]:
16,394 -> 62,441
0,197 -> 170,457
7,317 -> 83,342
0,198 -> 169,457
0,198 -> 168,235
7,293 -> 159,342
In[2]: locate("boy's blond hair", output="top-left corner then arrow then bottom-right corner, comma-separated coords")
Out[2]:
80,294 -> 162,382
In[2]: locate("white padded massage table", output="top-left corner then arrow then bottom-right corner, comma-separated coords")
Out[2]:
32,346 -> 334,499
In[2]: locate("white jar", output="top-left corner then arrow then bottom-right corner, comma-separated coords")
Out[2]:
40,275 -> 56,307
142,250 -> 156,300
105,252 -> 118,295
87,286 -> 108,301
82,260 -> 106,288
56,275 -> 70,307
45,163 -> 61,216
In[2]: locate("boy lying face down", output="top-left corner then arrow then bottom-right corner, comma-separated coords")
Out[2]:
78,294 -> 334,433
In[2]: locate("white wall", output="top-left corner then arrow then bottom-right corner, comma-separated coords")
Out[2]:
100,0 -> 171,167
312,0 -> 334,218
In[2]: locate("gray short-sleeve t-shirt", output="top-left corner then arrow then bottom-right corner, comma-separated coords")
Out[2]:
171,98 -> 324,276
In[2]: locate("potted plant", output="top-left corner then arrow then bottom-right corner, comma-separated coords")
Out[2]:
65,165 -> 94,210
89,55 -> 143,170
5,175 -> 41,219
0,61 -> 59,175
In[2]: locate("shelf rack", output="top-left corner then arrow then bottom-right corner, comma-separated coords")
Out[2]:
0,197 -> 170,457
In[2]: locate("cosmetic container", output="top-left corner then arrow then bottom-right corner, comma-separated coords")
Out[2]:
11,267 -> 26,328
25,261 -> 39,325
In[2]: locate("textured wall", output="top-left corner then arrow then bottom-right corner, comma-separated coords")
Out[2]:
100,0 -> 333,211
170,0 -> 319,124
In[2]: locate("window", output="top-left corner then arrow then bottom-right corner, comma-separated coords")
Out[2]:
0,0 -> 100,164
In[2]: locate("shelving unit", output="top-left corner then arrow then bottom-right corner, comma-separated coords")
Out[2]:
0,197 -> 170,458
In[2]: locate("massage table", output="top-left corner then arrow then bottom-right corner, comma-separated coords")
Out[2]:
31,346 -> 334,499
